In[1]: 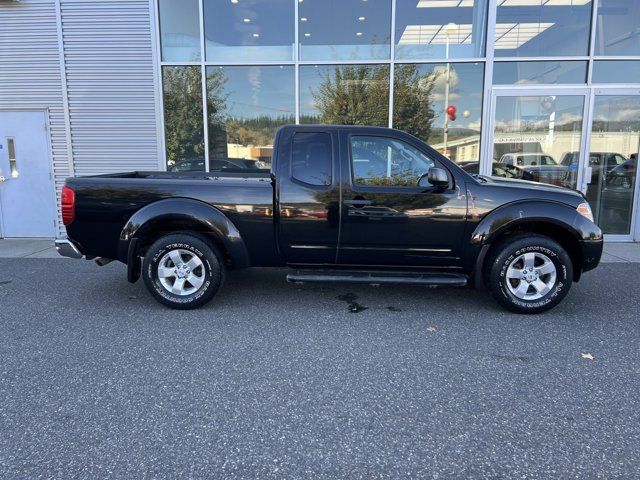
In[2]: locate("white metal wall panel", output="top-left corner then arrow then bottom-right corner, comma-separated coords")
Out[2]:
60,0 -> 159,175
0,0 -> 70,236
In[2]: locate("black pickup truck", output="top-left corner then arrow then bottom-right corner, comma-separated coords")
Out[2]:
56,125 -> 603,313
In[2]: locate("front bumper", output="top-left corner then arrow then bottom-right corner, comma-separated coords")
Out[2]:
54,238 -> 83,259
573,214 -> 604,273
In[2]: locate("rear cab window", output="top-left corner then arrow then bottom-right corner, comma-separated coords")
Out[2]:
291,132 -> 332,187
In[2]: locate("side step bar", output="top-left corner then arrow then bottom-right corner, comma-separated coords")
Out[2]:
286,270 -> 468,287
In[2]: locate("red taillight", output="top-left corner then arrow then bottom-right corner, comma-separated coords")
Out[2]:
61,186 -> 75,225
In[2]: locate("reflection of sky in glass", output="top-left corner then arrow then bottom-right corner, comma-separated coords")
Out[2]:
204,0 -> 294,61
494,96 -> 584,133
395,0 -> 488,59
595,0 -> 640,56
159,0 -> 200,61
592,61 -> 640,85
592,96 -> 640,129
299,66 -> 330,118
395,63 -> 484,133
298,0 -> 391,60
210,66 -> 295,120
495,1 -> 591,57
493,61 -> 587,85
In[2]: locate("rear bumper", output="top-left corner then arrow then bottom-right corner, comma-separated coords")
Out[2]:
54,238 -> 83,259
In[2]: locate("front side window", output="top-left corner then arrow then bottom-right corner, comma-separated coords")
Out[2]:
291,132 -> 332,186
350,136 -> 439,187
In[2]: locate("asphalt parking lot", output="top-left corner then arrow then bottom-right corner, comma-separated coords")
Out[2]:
1,258 -> 639,478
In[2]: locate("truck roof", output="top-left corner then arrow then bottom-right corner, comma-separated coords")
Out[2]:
278,124 -> 395,133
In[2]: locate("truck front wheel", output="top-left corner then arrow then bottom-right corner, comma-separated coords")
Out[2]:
142,233 -> 225,309
486,234 -> 573,314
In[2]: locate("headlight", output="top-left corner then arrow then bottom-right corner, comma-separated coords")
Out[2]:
577,202 -> 594,223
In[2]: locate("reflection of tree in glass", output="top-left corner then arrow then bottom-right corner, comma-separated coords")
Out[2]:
206,68 -> 229,158
163,67 -> 205,164
312,65 -> 390,127
393,64 -> 439,143
356,173 -> 422,187
310,64 -> 438,142
206,68 -> 295,150
226,116 -> 294,147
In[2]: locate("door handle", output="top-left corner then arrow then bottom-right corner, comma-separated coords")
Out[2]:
344,196 -> 372,208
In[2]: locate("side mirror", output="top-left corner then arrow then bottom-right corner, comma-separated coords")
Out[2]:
419,167 -> 449,189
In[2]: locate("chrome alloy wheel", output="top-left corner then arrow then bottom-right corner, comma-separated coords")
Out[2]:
506,252 -> 557,301
157,249 -> 205,296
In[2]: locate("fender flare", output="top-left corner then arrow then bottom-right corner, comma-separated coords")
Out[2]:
470,200 -> 583,246
117,198 -> 251,270
467,200 -> 587,287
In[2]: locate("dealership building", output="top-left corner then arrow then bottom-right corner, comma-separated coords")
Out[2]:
0,0 -> 639,240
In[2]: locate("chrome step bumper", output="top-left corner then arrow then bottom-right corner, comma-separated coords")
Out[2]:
54,238 -> 83,259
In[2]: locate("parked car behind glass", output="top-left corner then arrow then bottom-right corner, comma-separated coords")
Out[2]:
499,153 -> 568,187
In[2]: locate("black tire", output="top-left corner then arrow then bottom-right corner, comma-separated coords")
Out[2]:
486,234 -> 573,314
142,233 -> 225,309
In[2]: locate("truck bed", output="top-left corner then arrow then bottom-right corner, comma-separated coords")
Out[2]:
65,170 -> 276,264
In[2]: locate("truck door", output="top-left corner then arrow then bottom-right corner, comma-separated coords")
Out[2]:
276,127 -> 340,264
337,130 -> 467,267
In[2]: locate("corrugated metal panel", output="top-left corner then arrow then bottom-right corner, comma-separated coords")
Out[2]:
0,0 -> 70,236
60,0 -> 159,176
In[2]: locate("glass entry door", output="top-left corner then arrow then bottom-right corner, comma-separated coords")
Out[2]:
486,88 -> 589,190
487,87 -> 640,240
584,89 -> 640,239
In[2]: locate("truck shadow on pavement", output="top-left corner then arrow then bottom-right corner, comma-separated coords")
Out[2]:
110,265 -> 556,317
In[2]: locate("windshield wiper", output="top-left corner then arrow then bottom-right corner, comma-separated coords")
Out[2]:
472,174 -> 489,183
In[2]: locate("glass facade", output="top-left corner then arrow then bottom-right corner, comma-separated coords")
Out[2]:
158,0 -> 640,237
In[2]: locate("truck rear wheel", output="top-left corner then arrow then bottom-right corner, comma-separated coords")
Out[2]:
142,233 -> 224,309
486,234 -> 573,314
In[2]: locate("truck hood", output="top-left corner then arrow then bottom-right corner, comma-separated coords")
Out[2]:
478,175 -> 585,205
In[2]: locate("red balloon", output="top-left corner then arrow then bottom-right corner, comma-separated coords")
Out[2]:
446,105 -> 457,115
